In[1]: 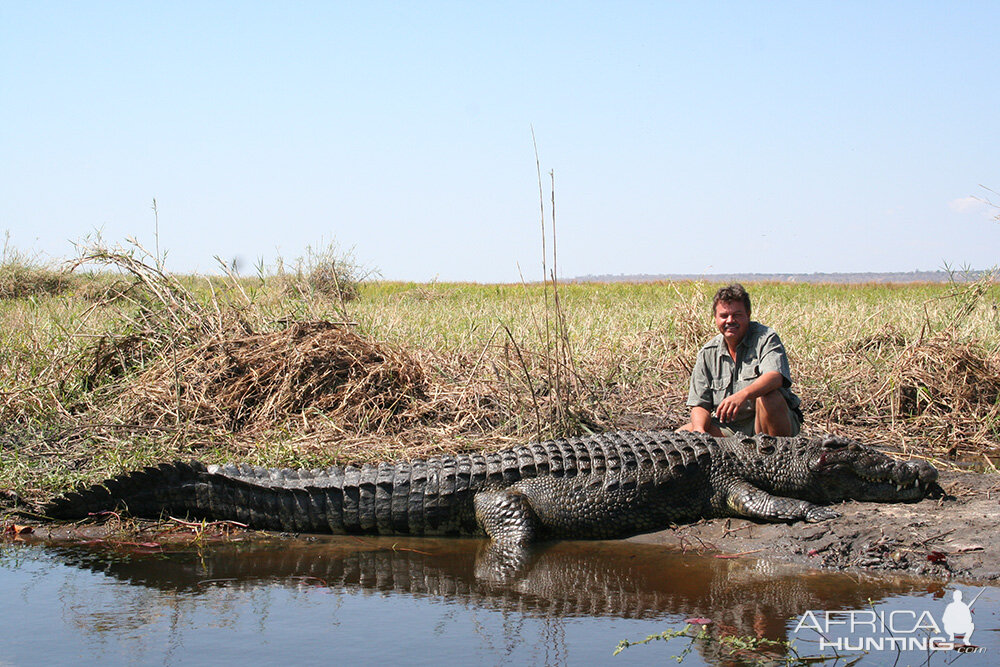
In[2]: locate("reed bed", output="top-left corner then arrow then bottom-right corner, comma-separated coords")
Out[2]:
1,243 -> 997,503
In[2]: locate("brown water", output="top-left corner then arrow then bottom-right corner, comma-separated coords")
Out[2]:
1,535 -> 996,665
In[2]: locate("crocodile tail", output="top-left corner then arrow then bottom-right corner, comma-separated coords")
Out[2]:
42,459 -> 484,535
43,461 -> 209,521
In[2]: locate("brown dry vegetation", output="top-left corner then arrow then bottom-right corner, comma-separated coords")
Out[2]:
1,241 -> 998,505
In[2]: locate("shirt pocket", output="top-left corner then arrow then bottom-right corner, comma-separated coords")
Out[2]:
733,365 -> 761,411
738,364 -> 761,384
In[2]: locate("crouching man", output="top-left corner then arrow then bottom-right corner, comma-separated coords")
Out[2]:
678,284 -> 802,437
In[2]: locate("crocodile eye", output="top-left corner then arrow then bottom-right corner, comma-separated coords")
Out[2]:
821,436 -> 849,450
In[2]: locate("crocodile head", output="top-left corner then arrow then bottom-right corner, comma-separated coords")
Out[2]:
805,435 -> 940,503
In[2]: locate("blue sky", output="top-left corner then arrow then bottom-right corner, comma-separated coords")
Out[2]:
1,2 -> 997,282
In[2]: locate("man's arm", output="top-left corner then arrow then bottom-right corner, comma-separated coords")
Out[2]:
688,405 -> 724,436
714,371 -> 784,423
683,349 -> 723,435
756,329 -> 793,388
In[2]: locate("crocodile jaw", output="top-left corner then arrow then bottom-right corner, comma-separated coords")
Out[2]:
808,445 -> 938,503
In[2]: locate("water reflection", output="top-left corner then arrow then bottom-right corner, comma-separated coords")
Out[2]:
33,535 -> 948,658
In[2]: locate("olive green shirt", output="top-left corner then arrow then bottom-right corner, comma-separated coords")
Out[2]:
686,321 -> 800,421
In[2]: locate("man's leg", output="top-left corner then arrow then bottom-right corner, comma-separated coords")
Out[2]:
754,391 -> 796,436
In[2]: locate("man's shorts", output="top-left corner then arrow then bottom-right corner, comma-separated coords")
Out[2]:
713,405 -> 802,438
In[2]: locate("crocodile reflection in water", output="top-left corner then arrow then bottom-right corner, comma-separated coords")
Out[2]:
44,535 -> 940,661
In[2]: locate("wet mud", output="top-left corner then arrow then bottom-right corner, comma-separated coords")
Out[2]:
632,470 -> 1000,582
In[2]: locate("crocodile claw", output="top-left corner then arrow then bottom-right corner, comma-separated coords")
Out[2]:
805,506 -> 841,523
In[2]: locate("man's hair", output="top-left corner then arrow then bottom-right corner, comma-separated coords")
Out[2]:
712,284 -> 751,316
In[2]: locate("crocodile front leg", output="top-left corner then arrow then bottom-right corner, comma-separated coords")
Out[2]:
725,481 -> 841,523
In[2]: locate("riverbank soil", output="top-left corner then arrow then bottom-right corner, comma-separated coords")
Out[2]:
630,470 -> 1000,582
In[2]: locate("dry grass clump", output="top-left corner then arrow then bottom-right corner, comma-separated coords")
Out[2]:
268,241 -> 378,305
81,331 -> 159,392
880,334 -> 1000,453
846,327 -> 908,355
99,318 -> 571,461
815,330 -> 1000,455
0,248 -> 72,299
109,321 -> 429,434
32,239 -> 599,466
0,264 -> 71,299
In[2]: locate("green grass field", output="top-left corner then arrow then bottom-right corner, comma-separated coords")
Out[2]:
1,244 -> 998,503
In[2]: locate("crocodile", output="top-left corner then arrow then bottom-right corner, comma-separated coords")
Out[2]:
43,431 -> 940,546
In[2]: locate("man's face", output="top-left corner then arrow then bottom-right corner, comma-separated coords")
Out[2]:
714,300 -> 749,347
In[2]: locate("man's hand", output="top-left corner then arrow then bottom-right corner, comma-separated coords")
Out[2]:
715,391 -> 749,423
714,371 -> 784,423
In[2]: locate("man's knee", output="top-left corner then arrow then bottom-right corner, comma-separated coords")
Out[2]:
755,389 -> 787,413
754,390 -> 797,437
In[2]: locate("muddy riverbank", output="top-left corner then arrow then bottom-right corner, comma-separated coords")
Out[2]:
632,470 -> 1000,582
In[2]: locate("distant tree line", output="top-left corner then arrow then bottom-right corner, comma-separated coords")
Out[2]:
570,270 -> 992,284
